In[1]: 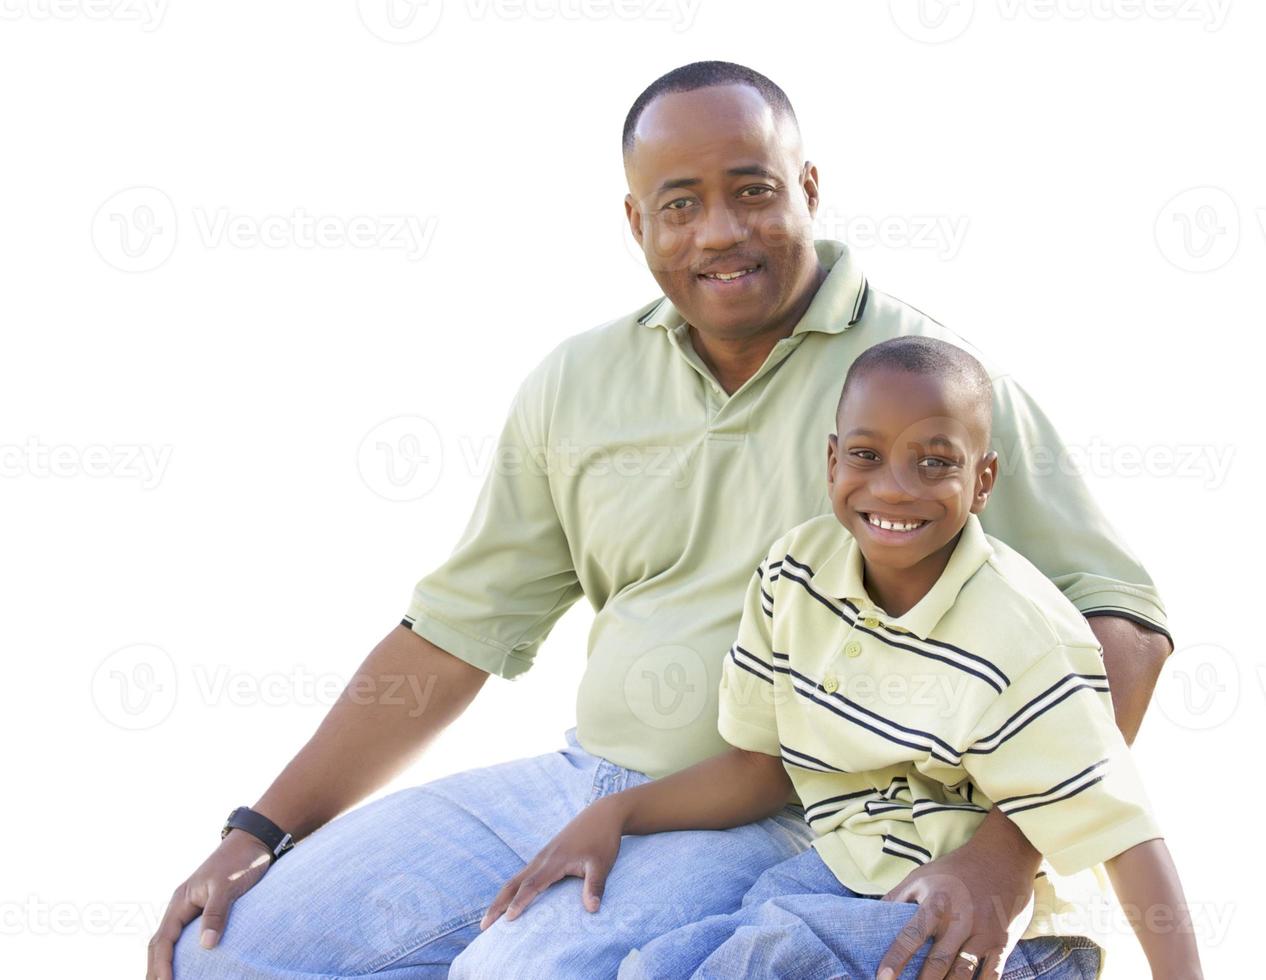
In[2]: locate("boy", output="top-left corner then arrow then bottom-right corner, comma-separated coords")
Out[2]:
481,337 -> 1202,979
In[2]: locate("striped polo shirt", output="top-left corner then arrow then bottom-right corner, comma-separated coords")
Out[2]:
719,511 -> 1162,939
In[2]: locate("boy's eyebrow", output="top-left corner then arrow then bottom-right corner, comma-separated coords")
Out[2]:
842,427 -> 882,439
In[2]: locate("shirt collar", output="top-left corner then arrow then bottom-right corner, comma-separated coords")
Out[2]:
809,513 -> 994,641
637,239 -> 868,336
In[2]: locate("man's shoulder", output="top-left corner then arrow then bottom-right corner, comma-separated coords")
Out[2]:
510,297 -> 669,405
859,286 -> 1005,380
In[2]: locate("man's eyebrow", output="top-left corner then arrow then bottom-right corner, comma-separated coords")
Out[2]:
655,166 -> 782,194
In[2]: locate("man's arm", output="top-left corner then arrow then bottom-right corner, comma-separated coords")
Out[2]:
875,614 -> 1170,980
146,626 -> 487,980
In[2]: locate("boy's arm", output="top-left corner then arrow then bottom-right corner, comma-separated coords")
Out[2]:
1105,839 -> 1203,979
480,747 -> 789,926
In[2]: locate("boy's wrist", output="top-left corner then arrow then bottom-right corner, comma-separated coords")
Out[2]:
591,791 -> 637,835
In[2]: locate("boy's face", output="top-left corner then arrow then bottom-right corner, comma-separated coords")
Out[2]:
827,366 -> 998,572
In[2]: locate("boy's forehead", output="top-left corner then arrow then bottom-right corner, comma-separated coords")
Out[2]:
838,368 -> 988,446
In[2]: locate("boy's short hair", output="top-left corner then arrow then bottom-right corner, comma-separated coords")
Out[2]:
838,337 -> 993,441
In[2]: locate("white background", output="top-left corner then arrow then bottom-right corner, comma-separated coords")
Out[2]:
1,1 -> 1261,976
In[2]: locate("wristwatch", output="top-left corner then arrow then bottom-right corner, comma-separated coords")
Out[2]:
220,806 -> 295,861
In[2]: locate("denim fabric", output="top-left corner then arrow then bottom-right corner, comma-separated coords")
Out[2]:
617,846 -> 1102,980
172,729 -> 811,978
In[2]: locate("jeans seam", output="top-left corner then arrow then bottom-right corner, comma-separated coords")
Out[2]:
1001,938 -> 1098,980
361,907 -> 486,975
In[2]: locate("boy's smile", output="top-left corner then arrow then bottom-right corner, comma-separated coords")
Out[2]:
827,361 -> 997,617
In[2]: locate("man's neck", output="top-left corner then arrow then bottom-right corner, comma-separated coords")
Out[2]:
688,259 -> 827,395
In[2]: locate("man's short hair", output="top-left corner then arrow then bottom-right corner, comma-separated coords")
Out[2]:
622,61 -> 799,155
838,336 -> 994,438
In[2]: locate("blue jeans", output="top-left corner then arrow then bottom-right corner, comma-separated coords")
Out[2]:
172,729 -> 811,978
618,846 -> 1102,980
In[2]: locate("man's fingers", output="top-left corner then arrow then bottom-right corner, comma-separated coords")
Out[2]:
876,904 -> 937,980
915,924 -> 973,980
582,859 -> 611,913
146,887 -> 201,980
197,888 -> 233,948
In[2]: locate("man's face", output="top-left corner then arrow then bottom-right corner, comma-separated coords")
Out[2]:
826,367 -> 997,573
623,84 -> 821,339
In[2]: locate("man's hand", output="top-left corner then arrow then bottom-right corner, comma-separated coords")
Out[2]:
481,796 -> 628,928
875,808 -> 1041,980
146,830 -> 273,980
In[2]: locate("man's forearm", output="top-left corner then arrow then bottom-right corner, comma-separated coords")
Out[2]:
248,625 -> 488,841
1088,613 -> 1171,745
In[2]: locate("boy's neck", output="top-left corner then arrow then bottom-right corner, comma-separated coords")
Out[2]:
860,529 -> 964,619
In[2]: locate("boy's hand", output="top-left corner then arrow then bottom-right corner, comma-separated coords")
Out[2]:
480,796 -> 628,929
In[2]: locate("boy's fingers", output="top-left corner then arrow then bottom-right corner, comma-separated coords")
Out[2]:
480,875 -> 526,930
504,870 -> 559,921
582,860 -> 610,912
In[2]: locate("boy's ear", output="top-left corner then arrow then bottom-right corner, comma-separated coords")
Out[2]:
826,433 -> 840,488
971,450 -> 999,514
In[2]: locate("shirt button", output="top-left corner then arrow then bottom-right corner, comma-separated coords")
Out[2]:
863,617 -> 880,629
845,641 -> 863,658
822,674 -> 839,694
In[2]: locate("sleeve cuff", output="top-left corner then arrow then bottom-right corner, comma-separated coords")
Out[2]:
1070,589 -> 1172,647
400,606 -> 534,680
1044,811 -> 1164,876
717,706 -> 781,758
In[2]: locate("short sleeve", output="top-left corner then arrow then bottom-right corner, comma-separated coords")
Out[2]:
984,375 -> 1171,646
717,550 -> 782,757
401,356 -> 582,679
961,641 -> 1162,874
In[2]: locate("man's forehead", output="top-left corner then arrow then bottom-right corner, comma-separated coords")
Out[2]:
625,84 -> 796,182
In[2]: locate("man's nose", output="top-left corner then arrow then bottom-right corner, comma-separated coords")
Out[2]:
697,203 -> 747,254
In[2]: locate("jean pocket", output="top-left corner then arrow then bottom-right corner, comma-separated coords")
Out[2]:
1003,936 -> 1102,980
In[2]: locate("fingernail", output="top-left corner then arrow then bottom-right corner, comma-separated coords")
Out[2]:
199,929 -> 218,949
876,970 -> 893,980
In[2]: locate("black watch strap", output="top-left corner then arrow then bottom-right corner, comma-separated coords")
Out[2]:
221,806 -> 295,860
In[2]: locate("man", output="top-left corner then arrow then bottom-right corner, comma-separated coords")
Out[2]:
152,62 -> 1172,980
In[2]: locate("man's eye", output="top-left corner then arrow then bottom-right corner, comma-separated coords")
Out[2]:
664,198 -> 694,211
740,185 -> 774,198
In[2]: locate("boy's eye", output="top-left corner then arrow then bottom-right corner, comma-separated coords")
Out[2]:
849,449 -> 880,462
918,457 -> 955,469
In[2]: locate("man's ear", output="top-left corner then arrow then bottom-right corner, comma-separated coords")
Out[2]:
971,450 -> 999,513
801,161 -> 821,219
624,193 -> 643,247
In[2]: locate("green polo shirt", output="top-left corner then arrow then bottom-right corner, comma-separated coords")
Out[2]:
719,511 -> 1160,939
402,239 -> 1168,779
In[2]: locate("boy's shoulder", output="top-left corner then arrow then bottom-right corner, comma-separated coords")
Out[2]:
758,512 -> 851,574
958,532 -> 1103,674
